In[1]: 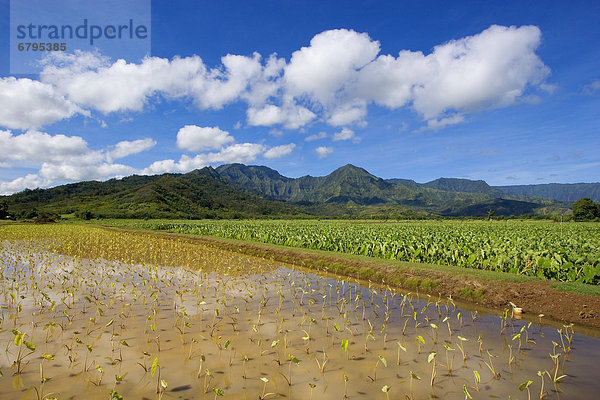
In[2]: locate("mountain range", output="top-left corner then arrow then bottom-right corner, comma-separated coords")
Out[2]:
2,163 -> 597,219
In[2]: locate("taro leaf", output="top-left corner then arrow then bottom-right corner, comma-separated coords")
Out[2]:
151,357 -> 158,377
110,391 -> 123,400
519,380 -> 533,391
14,332 -> 24,347
428,352 -> 437,363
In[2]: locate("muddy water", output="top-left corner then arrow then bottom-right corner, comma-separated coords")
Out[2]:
1,239 -> 599,400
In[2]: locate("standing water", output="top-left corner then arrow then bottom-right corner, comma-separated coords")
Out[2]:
1,225 -> 599,399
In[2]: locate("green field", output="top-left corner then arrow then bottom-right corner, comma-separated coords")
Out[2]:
98,219 -> 600,284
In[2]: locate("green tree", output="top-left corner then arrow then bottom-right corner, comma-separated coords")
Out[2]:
75,210 -> 94,220
573,198 -> 599,221
0,201 -> 10,219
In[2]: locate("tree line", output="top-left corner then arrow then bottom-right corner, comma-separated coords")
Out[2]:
573,198 -> 600,221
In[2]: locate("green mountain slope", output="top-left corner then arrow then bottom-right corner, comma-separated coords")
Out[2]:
3,167 -> 306,219
422,177 -> 504,196
1,163 -> 579,219
494,183 -> 600,202
442,198 -> 540,217
216,164 -> 544,216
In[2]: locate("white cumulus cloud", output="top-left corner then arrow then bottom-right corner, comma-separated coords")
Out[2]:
0,129 -> 155,194
305,131 -> 327,141
17,25 -> 549,132
416,114 -> 466,132
327,101 -> 368,126
284,29 -> 380,104
332,127 -> 357,142
38,160 -> 134,183
0,174 -> 47,195
315,146 -> 333,159
583,79 -> 600,95
0,77 -> 85,130
411,25 -> 549,119
142,143 -> 267,175
0,130 -> 89,163
264,143 -> 296,159
246,103 -> 315,129
40,51 -> 269,114
353,25 -> 550,125
107,138 -> 156,161
176,125 -> 234,152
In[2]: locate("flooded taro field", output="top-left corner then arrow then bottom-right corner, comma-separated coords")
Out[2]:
1,224 -> 600,399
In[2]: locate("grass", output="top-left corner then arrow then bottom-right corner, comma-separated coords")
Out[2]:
458,287 -> 487,302
551,282 -> 600,297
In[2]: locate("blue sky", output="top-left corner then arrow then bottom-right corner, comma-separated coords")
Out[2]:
0,0 -> 598,194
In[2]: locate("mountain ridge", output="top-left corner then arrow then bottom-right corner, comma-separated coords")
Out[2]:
214,164 -> 564,216
493,183 -> 600,202
2,163 -> 591,219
